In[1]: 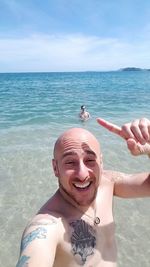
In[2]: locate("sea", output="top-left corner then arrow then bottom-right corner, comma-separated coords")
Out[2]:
0,71 -> 149,267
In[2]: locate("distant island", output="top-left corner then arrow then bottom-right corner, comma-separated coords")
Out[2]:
120,67 -> 150,71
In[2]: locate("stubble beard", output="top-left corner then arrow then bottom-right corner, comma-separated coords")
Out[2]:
59,181 -> 98,207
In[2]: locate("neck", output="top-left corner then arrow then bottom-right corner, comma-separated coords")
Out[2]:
59,186 -> 96,214
58,186 -> 101,226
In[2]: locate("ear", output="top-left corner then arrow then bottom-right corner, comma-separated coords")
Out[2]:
100,154 -> 103,173
52,159 -> 59,177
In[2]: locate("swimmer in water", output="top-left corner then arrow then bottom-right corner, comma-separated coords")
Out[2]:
79,105 -> 91,121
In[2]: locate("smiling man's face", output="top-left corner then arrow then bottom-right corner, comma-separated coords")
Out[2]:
52,128 -> 103,206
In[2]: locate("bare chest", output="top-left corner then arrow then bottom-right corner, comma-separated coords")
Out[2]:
54,218 -> 117,267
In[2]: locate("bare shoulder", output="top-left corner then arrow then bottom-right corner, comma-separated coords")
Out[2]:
23,191 -> 67,236
17,213 -> 62,267
101,170 -> 132,198
25,213 -> 58,231
20,213 -> 63,253
21,213 -> 61,244
102,169 -> 127,184
17,193 -> 66,266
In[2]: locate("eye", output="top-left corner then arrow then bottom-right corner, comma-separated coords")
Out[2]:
65,160 -> 76,165
85,158 -> 96,164
86,157 -> 95,161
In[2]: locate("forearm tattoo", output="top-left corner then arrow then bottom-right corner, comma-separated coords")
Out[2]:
16,255 -> 30,267
21,227 -> 47,252
70,219 -> 96,265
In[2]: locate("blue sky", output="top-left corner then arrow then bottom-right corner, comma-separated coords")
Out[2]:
0,0 -> 150,72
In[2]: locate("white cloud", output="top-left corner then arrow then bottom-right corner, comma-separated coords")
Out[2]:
0,33 -> 150,72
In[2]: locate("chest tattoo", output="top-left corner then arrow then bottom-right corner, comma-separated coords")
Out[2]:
70,219 -> 96,265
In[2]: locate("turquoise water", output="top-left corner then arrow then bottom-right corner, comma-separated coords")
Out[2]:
0,71 -> 150,128
0,71 -> 149,267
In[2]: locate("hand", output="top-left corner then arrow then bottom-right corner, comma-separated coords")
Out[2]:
97,117 -> 150,156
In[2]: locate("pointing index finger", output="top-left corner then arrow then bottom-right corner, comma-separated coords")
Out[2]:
97,118 -> 124,138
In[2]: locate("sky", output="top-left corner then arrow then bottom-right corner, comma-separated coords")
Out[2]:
0,0 -> 150,72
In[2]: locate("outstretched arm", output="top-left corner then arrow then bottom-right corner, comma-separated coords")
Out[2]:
16,215 -> 58,267
97,117 -> 150,156
97,117 -> 150,197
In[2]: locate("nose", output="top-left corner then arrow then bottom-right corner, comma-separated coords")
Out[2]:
76,160 -> 89,181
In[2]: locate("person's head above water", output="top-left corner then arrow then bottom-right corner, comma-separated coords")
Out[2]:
52,127 -> 103,206
81,105 -> 86,111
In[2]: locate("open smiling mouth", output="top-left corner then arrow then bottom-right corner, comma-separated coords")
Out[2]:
73,181 -> 92,190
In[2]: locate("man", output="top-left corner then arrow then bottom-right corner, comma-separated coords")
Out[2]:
16,117 -> 150,267
79,105 -> 91,121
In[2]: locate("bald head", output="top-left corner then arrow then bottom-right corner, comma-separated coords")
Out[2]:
53,128 -> 101,160
52,127 -> 103,206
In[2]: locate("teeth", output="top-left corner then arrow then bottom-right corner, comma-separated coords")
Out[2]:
74,181 -> 90,188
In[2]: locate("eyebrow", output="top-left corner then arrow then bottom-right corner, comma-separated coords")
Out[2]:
62,149 -> 96,159
84,149 -> 96,157
62,151 -> 77,159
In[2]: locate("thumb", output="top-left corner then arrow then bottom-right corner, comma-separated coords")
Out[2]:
127,138 -> 150,156
127,138 -> 141,156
